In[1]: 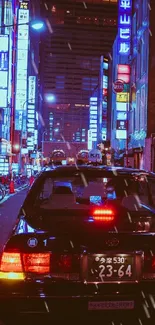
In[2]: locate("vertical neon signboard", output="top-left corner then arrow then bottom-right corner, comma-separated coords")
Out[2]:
118,0 -> 132,56
27,76 -> 36,151
15,1 -> 29,130
102,59 -> 108,140
89,97 -> 98,142
0,35 -> 9,108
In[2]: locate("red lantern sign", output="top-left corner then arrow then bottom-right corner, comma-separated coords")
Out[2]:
113,79 -> 124,93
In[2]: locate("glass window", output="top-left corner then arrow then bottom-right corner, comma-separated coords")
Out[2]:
31,172 -> 150,210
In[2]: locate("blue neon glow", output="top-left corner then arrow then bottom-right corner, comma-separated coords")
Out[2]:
87,218 -> 94,223
0,35 -> 8,108
45,94 -> 55,102
15,8 -> 29,130
89,97 -> 97,142
118,0 -> 132,56
31,21 -> 44,31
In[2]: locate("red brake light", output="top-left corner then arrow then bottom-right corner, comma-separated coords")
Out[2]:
143,255 -> 155,279
0,252 -> 23,272
0,251 -> 79,280
151,257 -> 155,271
93,208 -> 114,221
23,253 -> 50,274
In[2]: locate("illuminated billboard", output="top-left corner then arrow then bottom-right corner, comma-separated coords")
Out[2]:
102,58 -> 109,140
116,63 -> 130,140
27,76 -> 36,151
118,0 -> 132,56
0,35 -> 9,108
116,92 -> 129,102
89,97 -> 97,143
15,4 -> 29,130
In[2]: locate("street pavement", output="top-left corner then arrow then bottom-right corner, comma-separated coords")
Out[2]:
0,187 -> 28,252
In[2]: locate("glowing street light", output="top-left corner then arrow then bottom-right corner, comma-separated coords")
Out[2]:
54,128 -> 59,132
3,19 -> 45,31
13,144 -> 20,151
30,20 -> 45,31
45,94 -> 56,103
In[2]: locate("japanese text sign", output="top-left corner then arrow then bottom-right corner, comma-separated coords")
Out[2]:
118,0 -> 132,56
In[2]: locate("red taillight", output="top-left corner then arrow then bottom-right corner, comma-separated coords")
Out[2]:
0,251 -> 50,279
0,252 -> 22,273
143,255 -> 155,279
0,251 -> 80,280
151,257 -> 155,271
23,253 -> 50,274
93,208 -> 114,221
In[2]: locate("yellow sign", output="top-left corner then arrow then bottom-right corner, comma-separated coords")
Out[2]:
20,2 -> 29,10
116,92 -> 129,102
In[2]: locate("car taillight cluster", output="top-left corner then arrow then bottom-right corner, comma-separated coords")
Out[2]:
23,253 -> 50,274
93,208 -> 115,222
0,251 -> 80,280
143,254 -> 155,279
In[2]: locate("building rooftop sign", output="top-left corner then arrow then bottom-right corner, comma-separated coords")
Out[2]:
118,0 -> 132,56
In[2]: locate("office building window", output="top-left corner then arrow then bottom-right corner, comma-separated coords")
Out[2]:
56,75 -> 65,89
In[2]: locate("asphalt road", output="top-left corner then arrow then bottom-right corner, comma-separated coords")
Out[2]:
0,188 -> 27,252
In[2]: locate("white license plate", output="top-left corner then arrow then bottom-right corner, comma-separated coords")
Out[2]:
88,301 -> 135,310
88,254 -> 134,282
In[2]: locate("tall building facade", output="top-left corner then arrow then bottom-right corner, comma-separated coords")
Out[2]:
39,0 -> 118,155
129,0 -> 149,169
11,0 -> 40,173
110,0 -> 132,156
110,0 -> 152,168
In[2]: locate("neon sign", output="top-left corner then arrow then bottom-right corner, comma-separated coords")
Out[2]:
118,0 -> 132,56
0,35 -> 9,108
15,5 -> 29,130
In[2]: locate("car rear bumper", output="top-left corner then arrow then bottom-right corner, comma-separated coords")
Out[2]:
0,281 -> 155,322
0,297 -> 154,325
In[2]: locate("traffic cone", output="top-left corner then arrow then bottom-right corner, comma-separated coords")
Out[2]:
9,179 -> 15,194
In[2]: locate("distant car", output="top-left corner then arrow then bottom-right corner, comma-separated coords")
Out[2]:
1,166 -> 155,323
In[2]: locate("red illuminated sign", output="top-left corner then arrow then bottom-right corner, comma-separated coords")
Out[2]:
103,88 -> 108,96
113,79 -> 124,93
117,64 -> 130,75
117,73 -> 130,83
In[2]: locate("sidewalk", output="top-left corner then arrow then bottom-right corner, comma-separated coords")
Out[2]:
0,187 -> 28,252
0,182 -> 29,204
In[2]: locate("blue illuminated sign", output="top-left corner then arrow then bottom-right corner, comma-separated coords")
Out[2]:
0,35 -> 9,108
27,76 -> 36,151
0,52 -> 8,70
118,0 -> 132,56
15,7 -> 29,130
89,97 -> 97,142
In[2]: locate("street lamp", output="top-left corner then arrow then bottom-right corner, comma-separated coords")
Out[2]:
45,94 -> 56,103
3,19 -> 45,31
30,20 -> 45,31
